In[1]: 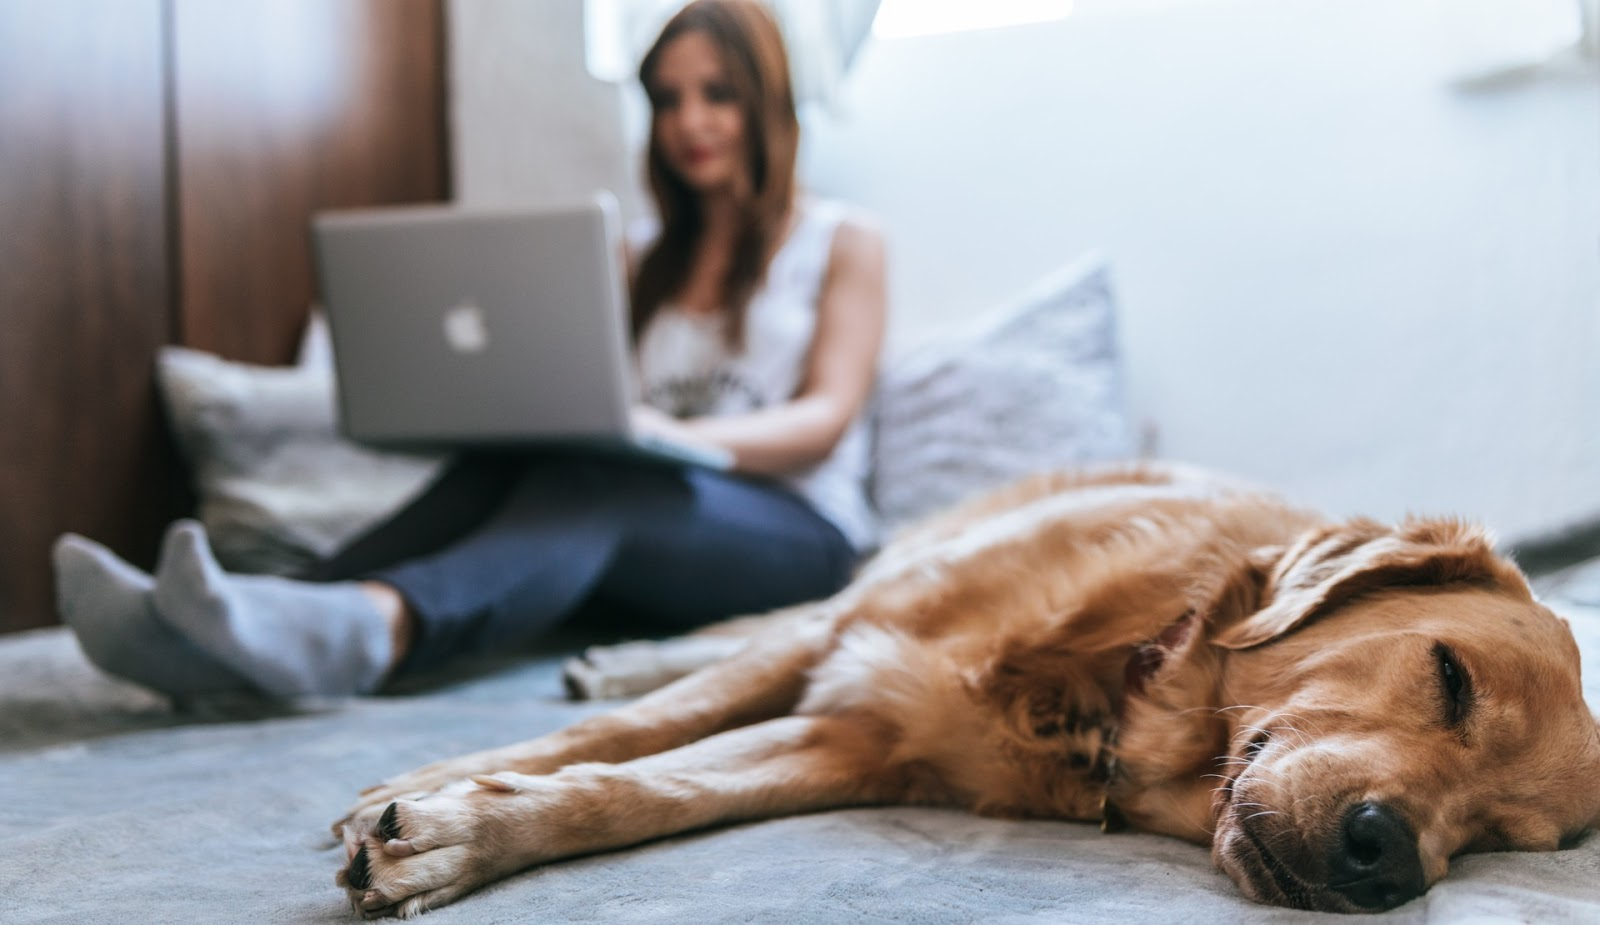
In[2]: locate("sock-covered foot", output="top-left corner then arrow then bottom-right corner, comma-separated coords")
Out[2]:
53,534 -> 252,696
152,521 -> 394,697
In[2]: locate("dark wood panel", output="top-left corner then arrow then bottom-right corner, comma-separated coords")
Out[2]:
0,0 -> 178,632
0,0 -> 447,635
173,0 -> 450,364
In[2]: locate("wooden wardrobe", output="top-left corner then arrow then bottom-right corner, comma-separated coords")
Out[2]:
0,0 -> 450,633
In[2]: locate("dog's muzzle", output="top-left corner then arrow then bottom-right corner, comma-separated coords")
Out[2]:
1327,801 -> 1425,911
1222,796 -> 1427,913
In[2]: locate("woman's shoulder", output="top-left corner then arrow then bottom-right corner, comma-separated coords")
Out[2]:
805,197 -> 879,236
808,200 -> 883,271
797,197 -> 882,266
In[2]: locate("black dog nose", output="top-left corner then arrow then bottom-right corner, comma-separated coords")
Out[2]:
1329,802 -> 1426,910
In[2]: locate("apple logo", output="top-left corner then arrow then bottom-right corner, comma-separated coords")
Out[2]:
442,300 -> 490,354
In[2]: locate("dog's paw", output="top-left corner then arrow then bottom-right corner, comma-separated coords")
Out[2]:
563,636 -> 746,701
335,775 -> 543,918
333,748 -> 554,836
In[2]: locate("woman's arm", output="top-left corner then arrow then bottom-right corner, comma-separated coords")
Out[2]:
634,215 -> 887,476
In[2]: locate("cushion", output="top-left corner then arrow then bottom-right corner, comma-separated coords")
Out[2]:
156,315 -> 444,575
869,253 -> 1137,532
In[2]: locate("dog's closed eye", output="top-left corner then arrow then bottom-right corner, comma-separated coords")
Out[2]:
1433,642 -> 1472,728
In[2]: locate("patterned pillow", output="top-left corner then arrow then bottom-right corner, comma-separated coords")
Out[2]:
156,319 -> 444,575
869,253 -> 1137,534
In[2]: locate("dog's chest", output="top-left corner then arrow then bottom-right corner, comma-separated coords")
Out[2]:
987,700 -> 1124,823
796,624 -> 1107,815
960,621 -> 1227,828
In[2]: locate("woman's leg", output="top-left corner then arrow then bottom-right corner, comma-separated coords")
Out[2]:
373,457 -> 687,676
119,455 -> 523,698
138,453 -> 854,695
53,533 -> 253,696
376,458 -> 855,678
303,454 -> 525,581
58,455 -> 530,699
586,467 -> 855,629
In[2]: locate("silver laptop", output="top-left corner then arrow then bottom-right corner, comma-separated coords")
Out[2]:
311,193 -> 731,469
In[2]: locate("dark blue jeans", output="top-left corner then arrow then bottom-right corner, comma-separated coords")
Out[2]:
306,453 -> 857,677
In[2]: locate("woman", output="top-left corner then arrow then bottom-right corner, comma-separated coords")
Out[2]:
53,0 -> 886,698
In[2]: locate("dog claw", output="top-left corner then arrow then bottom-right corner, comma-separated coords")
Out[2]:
377,802 -> 403,841
346,845 -> 373,890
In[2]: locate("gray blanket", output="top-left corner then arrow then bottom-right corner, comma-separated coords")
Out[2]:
5,605 -> 1600,924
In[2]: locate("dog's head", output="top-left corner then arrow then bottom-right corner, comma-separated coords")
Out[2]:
1207,517 -> 1600,912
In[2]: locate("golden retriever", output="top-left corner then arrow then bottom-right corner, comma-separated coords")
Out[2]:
333,463 -> 1600,917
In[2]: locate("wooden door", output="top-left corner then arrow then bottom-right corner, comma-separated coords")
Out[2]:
0,0 -> 448,633
172,0 -> 450,364
0,0 -> 180,634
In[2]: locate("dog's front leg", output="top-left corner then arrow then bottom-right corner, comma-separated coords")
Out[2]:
336,713 -> 900,918
336,606 -> 840,833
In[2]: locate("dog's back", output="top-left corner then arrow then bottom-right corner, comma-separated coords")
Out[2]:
795,463 -> 1321,820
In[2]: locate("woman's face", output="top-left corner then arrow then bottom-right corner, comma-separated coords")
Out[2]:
649,31 -> 748,197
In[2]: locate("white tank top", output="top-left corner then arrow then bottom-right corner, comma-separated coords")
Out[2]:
632,199 -> 877,550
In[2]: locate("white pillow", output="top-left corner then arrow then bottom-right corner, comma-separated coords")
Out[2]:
156,316 -> 444,575
869,253 -> 1136,532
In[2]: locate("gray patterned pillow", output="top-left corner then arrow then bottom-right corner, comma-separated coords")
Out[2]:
156,323 -> 444,575
869,253 -> 1136,533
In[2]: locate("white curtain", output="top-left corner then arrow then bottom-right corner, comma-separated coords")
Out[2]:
586,0 -> 881,113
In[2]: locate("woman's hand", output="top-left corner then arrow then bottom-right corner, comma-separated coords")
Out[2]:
631,405 -> 737,469
630,404 -> 695,443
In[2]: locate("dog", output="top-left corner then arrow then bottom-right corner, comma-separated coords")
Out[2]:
333,462 -> 1600,917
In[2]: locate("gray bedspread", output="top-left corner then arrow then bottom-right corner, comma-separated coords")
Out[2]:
5,604 -> 1600,924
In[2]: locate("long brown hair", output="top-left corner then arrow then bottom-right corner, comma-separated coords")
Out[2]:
631,0 -> 799,349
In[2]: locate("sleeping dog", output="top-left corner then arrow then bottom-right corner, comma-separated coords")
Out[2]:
334,463 -> 1600,917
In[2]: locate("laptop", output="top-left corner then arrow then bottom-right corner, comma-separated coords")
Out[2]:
310,193 -> 732,470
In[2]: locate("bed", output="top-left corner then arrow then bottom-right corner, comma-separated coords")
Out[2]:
4,593 -> 1600,923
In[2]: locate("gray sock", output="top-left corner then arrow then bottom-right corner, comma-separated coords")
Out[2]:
53,534 -> 251,696
151,521 -> 394,697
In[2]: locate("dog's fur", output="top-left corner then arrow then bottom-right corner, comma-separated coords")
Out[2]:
334,463 -> 1600,917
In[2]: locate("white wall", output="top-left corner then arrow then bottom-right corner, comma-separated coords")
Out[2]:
449,0 -> 1600,543
449,0 -> 641,215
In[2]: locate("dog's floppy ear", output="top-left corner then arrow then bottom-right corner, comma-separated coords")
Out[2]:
1214,516 -> 1531,650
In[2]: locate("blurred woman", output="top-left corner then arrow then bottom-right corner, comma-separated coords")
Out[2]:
54,0 -> 887,699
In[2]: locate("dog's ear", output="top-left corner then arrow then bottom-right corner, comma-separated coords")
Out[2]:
1214,517 -> 1531,650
